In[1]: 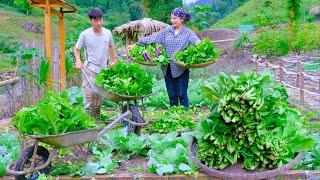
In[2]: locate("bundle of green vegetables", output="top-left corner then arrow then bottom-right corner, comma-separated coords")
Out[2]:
195,71 -> 314,170
129,44 -> 169,66
147,106 -> 196,133
12,91 -> 96,135
95,60 -> 153,96
175,38 -> 219,65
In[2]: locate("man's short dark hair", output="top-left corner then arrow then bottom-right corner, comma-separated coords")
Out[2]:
88,8 -> 103,19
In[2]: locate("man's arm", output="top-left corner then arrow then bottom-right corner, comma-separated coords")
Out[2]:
108,44 -> 117,66
74,47 -> 83,69
74,32 -> 84,69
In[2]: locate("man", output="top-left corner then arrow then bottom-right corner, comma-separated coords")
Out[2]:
74,8 -> 117,120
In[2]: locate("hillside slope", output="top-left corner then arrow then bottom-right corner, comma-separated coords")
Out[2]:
213,0 -> 320,29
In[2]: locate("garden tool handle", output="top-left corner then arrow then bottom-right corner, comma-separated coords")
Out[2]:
81,68 -> 96,92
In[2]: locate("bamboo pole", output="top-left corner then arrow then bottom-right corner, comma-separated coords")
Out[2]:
59,13 -> 66,91
44,0 -> 53,90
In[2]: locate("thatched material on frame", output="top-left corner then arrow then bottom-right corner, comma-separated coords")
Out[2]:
113,18 -> 169,44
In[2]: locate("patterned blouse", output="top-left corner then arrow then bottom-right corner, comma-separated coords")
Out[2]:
137,25 -> 200,78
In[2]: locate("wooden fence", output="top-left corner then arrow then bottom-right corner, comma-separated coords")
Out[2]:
253,55 -> 320,109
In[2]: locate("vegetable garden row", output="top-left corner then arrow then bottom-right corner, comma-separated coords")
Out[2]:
0,40 -> 320,179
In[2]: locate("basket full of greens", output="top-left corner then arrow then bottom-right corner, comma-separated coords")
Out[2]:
128,44 -> 169,66
174,38 -> 220,68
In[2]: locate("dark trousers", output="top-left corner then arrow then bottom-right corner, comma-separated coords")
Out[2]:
164,67 -> 190,108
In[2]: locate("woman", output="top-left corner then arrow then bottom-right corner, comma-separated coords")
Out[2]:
132,8 -> 200,108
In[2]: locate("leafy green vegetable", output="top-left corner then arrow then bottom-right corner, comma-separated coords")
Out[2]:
75,147 -> 118,176
196,70 -> 314,170
129,44 -> 169,66
293,132 -> 320,170
147,106 -> 196,133
95,60 -> 153,96
96,129 -> 197,176
12,91 -> 96,135
175,38 -> 219,65
146,132 -> 197,175
0,131 -> 21,176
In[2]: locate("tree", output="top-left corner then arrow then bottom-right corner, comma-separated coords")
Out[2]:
188,5 -> 216,31
141,0 -> 183,23
13,0 -> 33,15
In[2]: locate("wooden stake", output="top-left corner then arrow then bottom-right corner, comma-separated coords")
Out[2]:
59,13 -> 66,91
44,0 -> 53,90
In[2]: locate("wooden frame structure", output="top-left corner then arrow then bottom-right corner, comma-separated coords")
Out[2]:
29,0 -> 77,90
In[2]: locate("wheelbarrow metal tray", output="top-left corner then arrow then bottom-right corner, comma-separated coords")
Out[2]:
29,127 -> 102,148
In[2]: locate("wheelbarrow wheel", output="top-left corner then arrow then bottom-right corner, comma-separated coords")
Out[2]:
14,146 -> 51,180
122,104 -> 142,134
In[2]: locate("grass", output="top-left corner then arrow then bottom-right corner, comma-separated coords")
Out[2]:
213,0 -> 320,29
0,57 -> 17,73
0,3 -> 90,43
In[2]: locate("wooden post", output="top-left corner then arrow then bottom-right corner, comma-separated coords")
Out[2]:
279,58 -> 284,82
297,61 -> 304,104
296,61 -> 300,87
44,0 -> 53,90
59,13 -> 66,91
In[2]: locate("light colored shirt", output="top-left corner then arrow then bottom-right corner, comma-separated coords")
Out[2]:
137,25 -> 200,78
76,27 -> 114,73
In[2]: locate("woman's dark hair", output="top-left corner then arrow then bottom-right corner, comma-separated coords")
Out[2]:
184,13 -> 191,23
88,8 -> 103,19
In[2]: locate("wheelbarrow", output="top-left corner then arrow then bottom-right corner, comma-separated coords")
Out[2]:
81,68 -> 150,134
6,111 -> 131,179
7,69 -> 150,179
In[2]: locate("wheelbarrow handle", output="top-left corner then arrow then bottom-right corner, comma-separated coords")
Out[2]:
6,149 -> 57,176
95,110 -> 131,139
123,118 -> 149,126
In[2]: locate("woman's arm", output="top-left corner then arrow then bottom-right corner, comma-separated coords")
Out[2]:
137,28 -> 166,45
189,31 -> 201,45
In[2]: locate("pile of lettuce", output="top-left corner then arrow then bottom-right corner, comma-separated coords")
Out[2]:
195,71 -> 314,170
95,61 -> 153,96
12,92 -> 96,135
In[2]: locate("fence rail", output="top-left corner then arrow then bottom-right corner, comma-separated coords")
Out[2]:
253,56 -> 320,108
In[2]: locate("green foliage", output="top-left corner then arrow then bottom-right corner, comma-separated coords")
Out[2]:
175,38 -> 220,65
197,70 -> 314,170
0,34 -> 21,53
291,23 -> 320,53
234,33 -> 250,50
287,0 -> 302,23
14,48 -> 49,87
188,5 -> 216,31
0,57 -> 17,73
252,28 -> 290,56
51,161 -> 85,176
61,86 -> 84,106
293,132 -> 320,170
13,0 -> 33,15
147,132 -> 197,175
93,129 -> 197,176
213,0 -> 319,29
0,131 -> 21,176
129,44 -> 169,66
141,0 -> 182,23
76,147 -> 118,175
95,60 -> 153,96
12,91 -> 96,135
147,106 -> 196,133
253,23 -> 320,56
